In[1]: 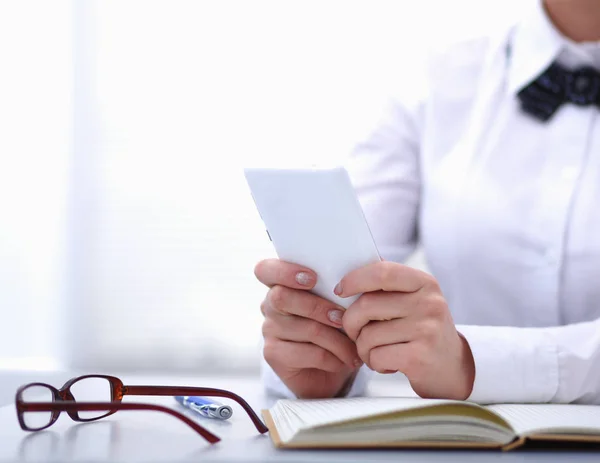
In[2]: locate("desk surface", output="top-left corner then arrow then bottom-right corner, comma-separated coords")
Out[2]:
0,371 -> 598,462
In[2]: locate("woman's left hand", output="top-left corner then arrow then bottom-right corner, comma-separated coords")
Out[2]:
337,261 -> 475,400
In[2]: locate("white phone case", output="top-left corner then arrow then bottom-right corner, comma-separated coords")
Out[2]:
244,166 -> 381,309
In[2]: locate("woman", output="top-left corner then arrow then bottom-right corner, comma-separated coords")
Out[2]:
255,0 -> 600,404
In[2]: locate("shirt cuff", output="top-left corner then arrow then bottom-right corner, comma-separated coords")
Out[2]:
260,358 -> 296,399
457,324 -> 559,404
345,364 -> 373,397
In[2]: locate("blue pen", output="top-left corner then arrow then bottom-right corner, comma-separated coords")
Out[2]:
174,396 -> 233,420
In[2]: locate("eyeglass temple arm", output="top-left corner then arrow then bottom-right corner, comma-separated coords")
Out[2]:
123,385 -> 268,433
23,401 -> 220,443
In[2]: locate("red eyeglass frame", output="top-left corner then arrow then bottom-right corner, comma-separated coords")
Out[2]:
15,374 -> 269,444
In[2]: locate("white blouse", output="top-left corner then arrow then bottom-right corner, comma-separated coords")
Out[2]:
262,0 -> 600,404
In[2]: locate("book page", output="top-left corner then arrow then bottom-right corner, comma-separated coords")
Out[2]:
270,397 -> 514,445
275,397 -> 453,429
270,398 -> 450,442
488,404 -> 600,436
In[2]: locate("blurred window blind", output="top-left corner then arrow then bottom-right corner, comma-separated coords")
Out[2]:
0,0 -> 72,371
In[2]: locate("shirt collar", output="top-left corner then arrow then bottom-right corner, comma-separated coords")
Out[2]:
506,0 -> 564,95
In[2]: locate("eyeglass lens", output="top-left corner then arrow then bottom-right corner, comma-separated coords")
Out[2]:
20,385 -> 54,430
68,377 -> 113,419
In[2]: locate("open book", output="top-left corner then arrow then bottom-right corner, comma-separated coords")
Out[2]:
262,397 -> 600,450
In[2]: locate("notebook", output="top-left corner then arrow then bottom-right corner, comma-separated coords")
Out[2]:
262,397 -> 600,450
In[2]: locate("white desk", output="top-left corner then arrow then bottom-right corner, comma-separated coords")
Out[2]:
0,371 -> 598,462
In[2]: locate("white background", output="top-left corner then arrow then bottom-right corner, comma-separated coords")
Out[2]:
0,0 -> 522,373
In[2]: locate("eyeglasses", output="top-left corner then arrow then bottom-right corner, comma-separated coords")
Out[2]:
15,374 -> 269,444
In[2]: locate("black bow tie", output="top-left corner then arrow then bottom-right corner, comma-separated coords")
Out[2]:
517,62 -> 600,122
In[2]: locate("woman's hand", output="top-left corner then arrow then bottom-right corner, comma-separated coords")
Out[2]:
255,259 -> 362,399
338,261 -> 475,400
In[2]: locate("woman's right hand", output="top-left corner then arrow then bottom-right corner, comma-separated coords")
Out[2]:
255,259 -> 363,398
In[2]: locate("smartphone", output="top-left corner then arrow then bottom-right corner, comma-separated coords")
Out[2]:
244,166 -> 381,309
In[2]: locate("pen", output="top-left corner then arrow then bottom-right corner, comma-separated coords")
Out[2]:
174,396 -> 233,420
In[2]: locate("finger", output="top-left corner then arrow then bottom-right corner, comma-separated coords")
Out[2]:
262,316 -> 360,368
354,318 -> 414,364
263,285 -> 346,329
335,261 -> 431,298
368,343 -> 409,374
343,291 -> 418,342
254,259 -> 317,289
263,339 -> 346,373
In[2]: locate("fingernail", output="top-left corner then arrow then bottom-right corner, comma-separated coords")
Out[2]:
295,272 -> 314,286
327,309 -> 343,326
354,358 -> 363,368
334,282 -> 343,296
